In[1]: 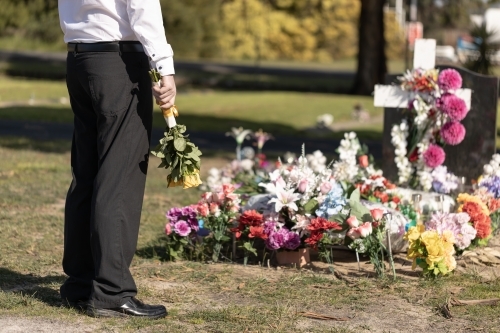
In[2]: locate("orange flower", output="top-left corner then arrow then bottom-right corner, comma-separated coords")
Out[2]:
489,198 -> 500,213
460,201 -> 492,239
249,226 -> 268,240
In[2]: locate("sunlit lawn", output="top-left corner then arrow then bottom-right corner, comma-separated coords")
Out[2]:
0,137 -> 499,332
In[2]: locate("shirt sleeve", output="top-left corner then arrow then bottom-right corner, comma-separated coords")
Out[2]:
126,0 -> 175,76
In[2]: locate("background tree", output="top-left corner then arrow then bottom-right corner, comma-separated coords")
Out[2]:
352,0 -> 387,95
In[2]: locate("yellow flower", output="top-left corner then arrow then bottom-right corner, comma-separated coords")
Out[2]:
445,254 -> 457,272
183,172 -> 203,189
404,225 -> 425,242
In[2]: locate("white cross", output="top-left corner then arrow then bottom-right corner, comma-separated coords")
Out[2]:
373,39 -> 472,110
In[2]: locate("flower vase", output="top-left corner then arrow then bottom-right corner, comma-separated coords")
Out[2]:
276,248 -> 310,268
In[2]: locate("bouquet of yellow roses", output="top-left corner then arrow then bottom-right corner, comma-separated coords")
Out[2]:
149,70 -> 202,189
404,225 -> 456,277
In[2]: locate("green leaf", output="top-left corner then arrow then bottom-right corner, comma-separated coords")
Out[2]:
174,138 -> 187,152
303,198 -> 319,214
350,188 -> 361,202
243,242 -> 257,256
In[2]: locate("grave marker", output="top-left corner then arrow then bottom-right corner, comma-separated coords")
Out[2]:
374,39 -> 499,182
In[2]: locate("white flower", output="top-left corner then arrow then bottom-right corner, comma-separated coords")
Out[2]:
268,185 -> 301,212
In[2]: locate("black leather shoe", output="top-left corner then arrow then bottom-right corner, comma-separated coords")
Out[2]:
61,299 -> 88,311
86,297 -> 167,319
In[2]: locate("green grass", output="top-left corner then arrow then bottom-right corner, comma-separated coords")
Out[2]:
0,77 -> 383,137
0,137 -> 499,332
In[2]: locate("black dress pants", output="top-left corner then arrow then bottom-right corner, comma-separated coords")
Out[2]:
60,49 -> 153,308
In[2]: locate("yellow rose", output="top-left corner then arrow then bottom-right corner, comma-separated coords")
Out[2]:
183,173 -> 203,189
426,255 -> 444,266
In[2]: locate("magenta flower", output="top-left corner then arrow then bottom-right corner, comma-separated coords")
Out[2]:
423,144 -> 446,168
438,69 -> 462,91
266,228 -> 290,250
284,232 -> 301,250
173,220 -> 191,237
441,121 -> 466,146
438,94 -> 468,121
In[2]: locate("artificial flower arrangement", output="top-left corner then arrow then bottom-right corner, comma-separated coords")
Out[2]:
339,189 -> 395,278
391,68 -> 467,191
404,224 -> 457,278
165,184 -> 241,262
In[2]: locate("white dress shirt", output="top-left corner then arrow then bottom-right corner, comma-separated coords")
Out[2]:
58,0 -> 174,76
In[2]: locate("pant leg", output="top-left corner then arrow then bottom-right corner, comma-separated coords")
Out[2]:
60,53 -> 99,302
61,50 -> 152,307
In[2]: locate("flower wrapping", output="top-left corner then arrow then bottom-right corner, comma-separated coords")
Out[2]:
149,70 -> 203,189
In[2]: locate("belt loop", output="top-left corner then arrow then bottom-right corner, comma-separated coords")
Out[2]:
119,43 -> 122,56
73,44 -> 78,56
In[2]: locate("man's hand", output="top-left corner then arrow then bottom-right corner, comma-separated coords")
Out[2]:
152,75 -> 176,109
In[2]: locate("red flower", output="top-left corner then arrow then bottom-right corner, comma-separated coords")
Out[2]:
461,202 -> 492,239
239,210 -> 264,227
230,227 -> 242,239
374,191 -> 389,203
392,196 -> 401,204
308,217 -> 342,232
408,148 -> 419,162
489,198 -> 500,212
305,232 -> 324,249
249,226 -> 268,240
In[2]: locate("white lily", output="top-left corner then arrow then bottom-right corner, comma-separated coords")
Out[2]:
268,185 -> 301,212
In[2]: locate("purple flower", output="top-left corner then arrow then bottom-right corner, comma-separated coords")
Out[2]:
438,69 -> 462,91
480,176 -> 500,199
284,232 -> 301,250
266,228 -> 290,250
166,207 -> 183,223
167,206 -> 199,231
173,220 -> 191,237
263,220 -> 277,236
425,212 -> 476,250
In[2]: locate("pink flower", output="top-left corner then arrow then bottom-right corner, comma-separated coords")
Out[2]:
173,220 -> 191,237
370,208 -> 384,221
229,204 -> 240,213
197,203 -> 209,217
423,144 -> 446,168
346,216 -> 360,228
222,184 -> 235,195
209,202 -> 220,215
298,179 -> 308,193
440,121 -> 466,146
165,223 -> 172,236
438,69 -> 462,91
347,228 -> 361,240
320,181 -> 332,195
438,93 -> 468,121
226,193 -> 239,202
358,222 -> 373,238
201,192 -> 212,202
358,155 -> 369,168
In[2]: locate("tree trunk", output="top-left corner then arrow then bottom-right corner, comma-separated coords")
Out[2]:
352,0 -> 387,95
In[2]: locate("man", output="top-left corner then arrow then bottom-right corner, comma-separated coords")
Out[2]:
58,0 -> 175,319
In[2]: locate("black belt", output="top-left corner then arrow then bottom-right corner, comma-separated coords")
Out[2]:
67,42 -> 144,53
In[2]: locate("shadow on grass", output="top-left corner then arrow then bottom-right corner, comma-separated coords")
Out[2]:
0,136 -> 71,153
0,267 -> 65,307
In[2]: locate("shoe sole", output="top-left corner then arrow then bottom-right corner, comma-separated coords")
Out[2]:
87,308 -> 167,319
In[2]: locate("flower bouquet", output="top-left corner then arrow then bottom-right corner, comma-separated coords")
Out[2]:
341,189 -> 393,277
149,70 -> 203,189
197,184 -> 241,262
164,206 -> 202,260
404,225 -> 456,278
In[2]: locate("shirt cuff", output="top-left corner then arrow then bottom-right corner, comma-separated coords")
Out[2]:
153,57 -> 175,76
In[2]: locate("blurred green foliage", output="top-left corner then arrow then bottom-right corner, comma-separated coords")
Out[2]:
0,0 -> 404,61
